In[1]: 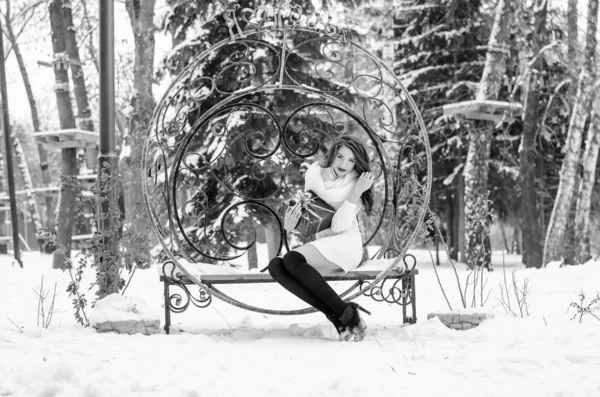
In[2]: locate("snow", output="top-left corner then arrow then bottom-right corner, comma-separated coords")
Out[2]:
89,294 -> 161,325
1,250 -> 600,397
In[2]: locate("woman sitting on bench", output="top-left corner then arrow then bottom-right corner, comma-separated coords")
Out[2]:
268,136 -> 375,341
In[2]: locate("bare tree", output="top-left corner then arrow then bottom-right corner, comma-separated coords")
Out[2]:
61,0 -> 98,241
123,0 -> 156,263
49,0 -> 79,269
62,1 -> 94,139
544,0 -> 598,265
2,0 -> 55,233
79,0 -> 99,74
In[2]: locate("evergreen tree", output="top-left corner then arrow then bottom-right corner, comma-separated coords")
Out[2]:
392,0 -> 486,261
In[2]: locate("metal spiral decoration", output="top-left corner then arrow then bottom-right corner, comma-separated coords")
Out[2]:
162,261 -> 213,313
144,2 -> 432,315
359,254 -> 416,306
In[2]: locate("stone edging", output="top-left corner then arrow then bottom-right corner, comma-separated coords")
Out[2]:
93,319 -> 161,335
427,312 -> 490,330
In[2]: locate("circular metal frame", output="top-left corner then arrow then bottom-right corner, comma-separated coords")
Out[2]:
143,3 -> 432,315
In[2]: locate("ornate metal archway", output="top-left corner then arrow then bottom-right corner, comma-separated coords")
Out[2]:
143,2 -> 432,315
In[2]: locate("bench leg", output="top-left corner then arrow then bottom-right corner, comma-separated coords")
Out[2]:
402,278 -> 407,323
410,273 -> 417,324
402,274 -> 417,325
163,280 -> 171,334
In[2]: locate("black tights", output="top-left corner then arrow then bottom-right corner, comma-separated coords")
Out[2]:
268,251 -> 346,319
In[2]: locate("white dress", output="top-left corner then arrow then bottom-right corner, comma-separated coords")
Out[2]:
302,161 -> 363,273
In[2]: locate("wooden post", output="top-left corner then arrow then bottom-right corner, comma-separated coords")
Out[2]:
0,17 -> 22,266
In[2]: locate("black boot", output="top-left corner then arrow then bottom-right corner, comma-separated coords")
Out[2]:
326,314 -> 353,341
340,302 -> 371,342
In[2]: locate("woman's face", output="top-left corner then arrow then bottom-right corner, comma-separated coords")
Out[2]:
331,145 -> 356,178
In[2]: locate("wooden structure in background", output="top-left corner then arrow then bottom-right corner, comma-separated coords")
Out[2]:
0,186 -> 96,250
0,198 -> 32,252
443,99 -> 523,123
34,128 -> 99,169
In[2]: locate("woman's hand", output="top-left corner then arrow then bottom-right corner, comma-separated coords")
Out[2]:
354,171 -> 374,194
284,202 -> 302,232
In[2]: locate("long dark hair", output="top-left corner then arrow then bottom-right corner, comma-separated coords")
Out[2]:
321,136 -> 374,215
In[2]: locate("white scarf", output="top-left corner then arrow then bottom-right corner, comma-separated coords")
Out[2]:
304,162 -> 358,210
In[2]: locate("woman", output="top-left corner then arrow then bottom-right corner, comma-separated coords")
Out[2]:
268,136 -> 375,341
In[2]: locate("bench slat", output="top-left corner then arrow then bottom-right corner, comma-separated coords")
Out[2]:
161,269 -> 418,285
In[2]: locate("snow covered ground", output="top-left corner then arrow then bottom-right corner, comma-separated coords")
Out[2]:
1,250 -> 599,397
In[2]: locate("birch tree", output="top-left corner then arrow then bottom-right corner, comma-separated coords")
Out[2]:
49,0 -> 79,269
463,0 -> 514,267
567,0 -> 579,81
573,1 -> 600,264
519,0 -> 548,268
123,0 -> 156,264
574,94 -> 600,263
543,0 -> 598,265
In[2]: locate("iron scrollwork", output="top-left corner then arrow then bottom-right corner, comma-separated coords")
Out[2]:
162,261 -> 213,313
144,2 -> 432,315
359,254 -> 416,306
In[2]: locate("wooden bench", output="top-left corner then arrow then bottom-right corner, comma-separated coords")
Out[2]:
160,261 -> 418,334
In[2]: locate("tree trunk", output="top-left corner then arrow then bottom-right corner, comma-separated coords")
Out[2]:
464,124 -> 493,268
574,102 -> 600,263
1,0 -> 44,247
3,0 -> 55,228
63,0 -> 94,134
457,172 -> 465,262
519,0 -> 547,268
544,0 -> 598,265
536,154 -> 546,235
463,0 -> 513,268
80,0 -> 100,75
568,0 -> 579,83
63,0 -> 97,237
49,0 -> 79,269
253,226 -> 268,269
563,171 -> 581,266
265,222 -> 279,260
0,153 -> 6,253
512,217 -> 522,254
500,222 -> 509,253
447,192 -> 457,259
124,0 -> 156,264
561,0 -> 583,266
11,135 -> 43,241
247,239 -> 258,270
